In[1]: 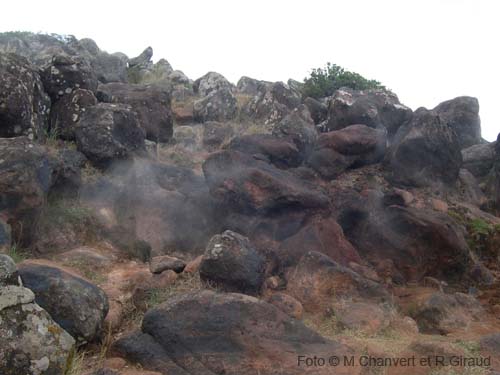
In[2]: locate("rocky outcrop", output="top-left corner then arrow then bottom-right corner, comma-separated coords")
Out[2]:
18,262 -> 109,343
97,83 -> 174,142
193,71 -> 233,97
0,255 -> 75,375
387,107 -> 462,187
236,76 -> 271,96
0,53 -> 50,139
324,88 -> 412,135
193,87 -> 237,122
202,121 -> 235,151
113,290 -> 360,375
462,141 -> 496,178
271,107 -> 318,155
74,103 -> 146,168
304,97 -> 328,124
308,124 -> 387,179
199,230 -> 265,294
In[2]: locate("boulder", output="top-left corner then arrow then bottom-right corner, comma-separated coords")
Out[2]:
285,251 -> 389,313
49,88 -> 97,140
113,291 -> 360,375
325,88 -> 412,135
334,301 -> 391,335
193,87 -> 238,122
0,220 -> 11,252
266,292 -> 304,319
97,83 -> 174,142
242,81 -> 301,124
0,53 -> 50,138
199,230 -> 265,294
41,54 -> 98,100
149,255 -> 186,274
0,137 -> 60,242
227,134 -> 302,169
202,121 -> 235,151
272,107 -> 318,155
433,96 -> 481,148
0,255 -> 75,375
193,71 -> 233,97
462,141 -> 496,178
74,103 -> 146,168
203,149 -> 330,214
18,262 -> 109,343
409,292 -> 484,334
308,124 -> 387,179
387,107 -> 462,187
304,96 -> 328,124
236,76 -> 271,96
128,46 -> 153,68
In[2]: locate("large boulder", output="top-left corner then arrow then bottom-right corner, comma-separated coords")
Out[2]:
113,291 -> 360,375
0,255 -> 75,375
433,96 -> 481,148
128,46 -> 153,68
40,54 -> 98,100
236,76 -> 271,96
271,107 -> 318,155
18,262 -> 109,343
199,230 -> 265,294
97,83 -> 174,142
387,107 -> 462,187
49,88 -> 97,140
0,53 -> 50,139
203,150 -> 329,214
242,81 -> 302,124
193,71 -> 233,96
462,141 -> 496,178
74,103 -> 146,168
0,137 -> 60,243
308,124 -> 387,179
202,121 -> 235,151
193,87 -> 238,122
304,97 -> 328,124
325,88 -> 412,135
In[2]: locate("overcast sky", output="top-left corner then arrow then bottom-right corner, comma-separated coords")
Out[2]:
2,0 -> 498,140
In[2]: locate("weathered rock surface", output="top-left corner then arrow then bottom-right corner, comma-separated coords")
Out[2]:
97,83 -> 174,142
200,230 -> 265,294
462,141 -> 496,178
149,255 -> 186,274
0,255 -> 75,375
304,96 -> 328,124
236,76 -> 271,96
113,291 -> 360,375
18,262 -> 109,342
271,107 -> 318,155
193,71 -> 233,97
0,53 -> 50,138
74,103 -> 146,167
325,88 -> 412,135
193,87 -> 237,122
202,121 -> 235,151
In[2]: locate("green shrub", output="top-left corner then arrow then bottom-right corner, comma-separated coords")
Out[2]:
302,62 -> 386,99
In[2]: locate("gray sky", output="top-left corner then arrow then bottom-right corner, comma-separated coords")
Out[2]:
2,0 -> 498,140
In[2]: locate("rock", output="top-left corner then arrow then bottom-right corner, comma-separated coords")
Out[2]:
92,51 -> 128,84
193,71 -> 233,97
272,107 -> 318,155
202,121 -> 235,151
227,134 -> 302,169
193,87 -> 238,122
18,262 -> 109,343
387,107 -> 462,187
325,88 -> 412,135
462,141 -> 496,178
0,137 -> 60,243
340,203 -> 477,283
49,88 -> 97,140
74,103 -> 146,168
480,333 -> 500,356
0,219 -> 11,252
458,168 -> 487,206
285,251 -> 389,313
149,255 -> 186,274
433,96 -> 481,148
409,292 -> 484,334
0,53 -> 50,139
200,230 -> 265,294
334,301 -> 390,335
203,149 -> 329,214
183,255 -> 203,274
242,81 -> 302,124
266,292 -> 304,319
308,124 -> 387,179
0,255 -> 75,375
41,54 -> 98,100
236,76 -> 271,95
97,83 -> 174,142
304,97 -> 328,124
128,46 -> 153,68
278,215 -> 361,267
113,290 -> 360,375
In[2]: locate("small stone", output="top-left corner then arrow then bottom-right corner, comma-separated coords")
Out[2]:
149,255 -> 186,274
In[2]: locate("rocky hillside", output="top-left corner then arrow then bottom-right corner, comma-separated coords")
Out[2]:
1,32 -> 500,375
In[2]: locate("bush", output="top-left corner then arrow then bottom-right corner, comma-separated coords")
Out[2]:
302,62 -> 385,99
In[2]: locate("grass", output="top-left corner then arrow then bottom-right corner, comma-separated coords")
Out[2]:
7,244 -> 27,263
63,259 -> 107,285
65,350 -> 86,375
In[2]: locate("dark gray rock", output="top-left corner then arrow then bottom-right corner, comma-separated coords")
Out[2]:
462,141 -> 496,178
193,71 -> 233,96
304,97 -> 328,124
200,230 -> 265,294
193,87 -> 237,122
18,262 -> 109,343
